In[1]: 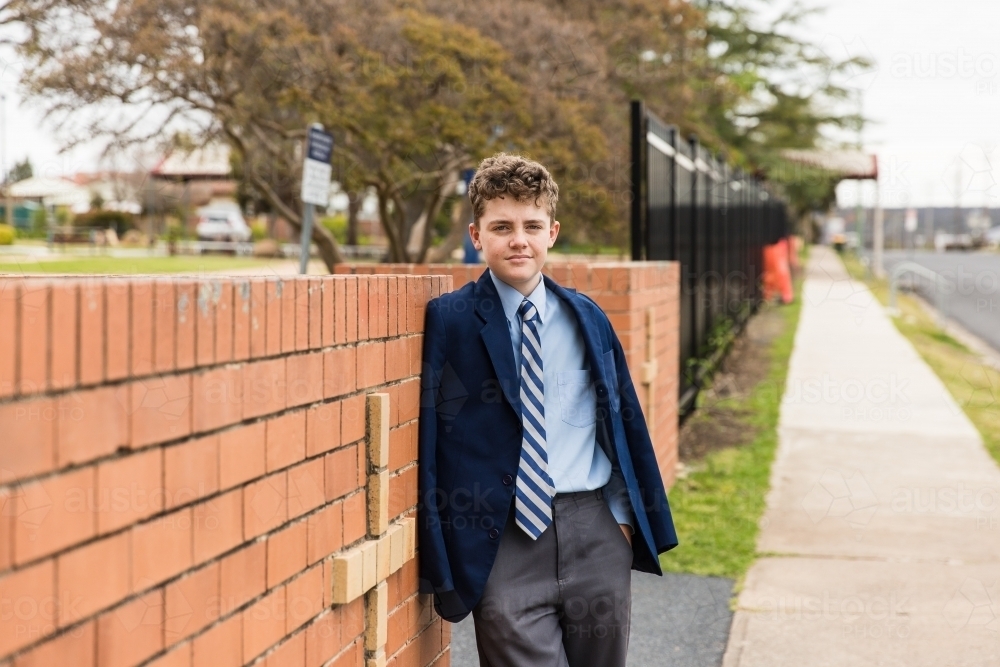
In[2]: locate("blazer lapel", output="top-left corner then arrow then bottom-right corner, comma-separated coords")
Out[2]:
475,271 -> 521,414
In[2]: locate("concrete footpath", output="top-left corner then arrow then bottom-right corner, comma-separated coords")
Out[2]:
723,246 -> 1000,666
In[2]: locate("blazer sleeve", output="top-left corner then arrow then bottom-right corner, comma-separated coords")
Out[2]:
606,313 -> 678,553
417,299 -> 457,596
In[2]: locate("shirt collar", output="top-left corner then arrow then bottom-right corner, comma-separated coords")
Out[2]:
489,269 -> 547,324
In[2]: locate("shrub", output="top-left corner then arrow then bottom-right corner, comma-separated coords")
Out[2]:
250,220 -> 268,241
73,210 -> 136,236
320,214 -> 347,244
0,223 -> 14,245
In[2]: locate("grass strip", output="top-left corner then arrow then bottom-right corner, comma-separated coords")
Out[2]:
660,281 -> 803,580
840,251 -> 1000,465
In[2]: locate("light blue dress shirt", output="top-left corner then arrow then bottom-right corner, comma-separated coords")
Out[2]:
490,270 -> 635,530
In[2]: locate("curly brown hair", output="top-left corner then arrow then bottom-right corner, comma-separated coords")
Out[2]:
468,153 -> 559,225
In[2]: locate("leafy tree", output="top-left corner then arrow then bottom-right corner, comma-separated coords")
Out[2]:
6,158 -> 32,184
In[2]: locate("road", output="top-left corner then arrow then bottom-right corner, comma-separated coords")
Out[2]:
880,250 -> 1000,353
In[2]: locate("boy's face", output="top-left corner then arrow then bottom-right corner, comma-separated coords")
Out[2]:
470,196 -> 560,296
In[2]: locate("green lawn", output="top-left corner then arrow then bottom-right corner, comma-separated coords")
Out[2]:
1,254 -> 290,275
840,252 -> 1000,465
660,278 -> 803,581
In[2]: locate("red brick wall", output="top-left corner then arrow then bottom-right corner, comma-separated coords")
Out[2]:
334,262 -> 681,488
0,274 -> 452,667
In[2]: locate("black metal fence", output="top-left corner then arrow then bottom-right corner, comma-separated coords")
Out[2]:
630,101 -> 789,413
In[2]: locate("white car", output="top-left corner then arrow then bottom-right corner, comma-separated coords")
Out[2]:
195,207 -> 252,242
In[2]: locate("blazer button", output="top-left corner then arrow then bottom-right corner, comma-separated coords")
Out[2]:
596,386 -> 608,398
502,474 -> 513,485
489,528 -> 500,539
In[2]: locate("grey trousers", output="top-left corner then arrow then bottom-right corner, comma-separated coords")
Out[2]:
471,488 -> 633,667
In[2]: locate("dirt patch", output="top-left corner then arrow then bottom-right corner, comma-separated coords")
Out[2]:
678,303 -> 787,463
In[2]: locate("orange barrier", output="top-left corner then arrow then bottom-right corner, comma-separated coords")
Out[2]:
763,237 -> 794,304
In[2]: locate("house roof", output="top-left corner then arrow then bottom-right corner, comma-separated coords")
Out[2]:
780,149 -> 878,180
152,144 -> 232,179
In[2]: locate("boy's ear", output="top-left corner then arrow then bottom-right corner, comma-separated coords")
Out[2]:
548,219 -> 560,247
469,222 -> 482,250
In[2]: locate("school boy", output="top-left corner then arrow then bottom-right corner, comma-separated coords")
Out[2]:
417,153 -> 678,666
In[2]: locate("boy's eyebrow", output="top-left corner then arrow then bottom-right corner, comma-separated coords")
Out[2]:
485,218 -> 548,225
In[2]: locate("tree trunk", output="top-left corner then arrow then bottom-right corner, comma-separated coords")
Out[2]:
426,193 -> 471,263
346,191 -> 361,246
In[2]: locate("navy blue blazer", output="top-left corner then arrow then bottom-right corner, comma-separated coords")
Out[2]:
417,270 -> 678,622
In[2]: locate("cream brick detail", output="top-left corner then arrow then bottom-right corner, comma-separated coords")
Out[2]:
389,522 -> 405,573
331,547 -> 364,604
361,539 -> 378,592
365,649 -> 387,667
367,469 -> 389,536
401,516 -> 416,561
367,393 -> 390,469
376,534 -> 391,582
365,581 -> 388,652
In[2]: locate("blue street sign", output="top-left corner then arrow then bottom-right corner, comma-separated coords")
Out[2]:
307,127 -> 334,164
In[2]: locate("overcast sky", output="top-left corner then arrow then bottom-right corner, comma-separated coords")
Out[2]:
2,1 -> 999,209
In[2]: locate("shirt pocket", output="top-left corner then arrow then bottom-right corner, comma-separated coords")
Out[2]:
557,370 -> 597,427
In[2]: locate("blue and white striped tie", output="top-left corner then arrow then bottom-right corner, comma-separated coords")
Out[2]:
515,298 -> 555,539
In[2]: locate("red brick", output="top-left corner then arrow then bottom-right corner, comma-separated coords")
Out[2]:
13,620 -> 95,667
219,541 -> 266,613
78,281 -> 104,385
281,279 -> 296,353
242,358 -> 285,419
396,378 -> 421,425
341,394 -> 365,445
192,612 -> 241,667
265,279 -> 283,357
219,422 -> 265,490
287,458 -> 325,519
296,279 -> 311,351
305,612 -> 342,666
388,422 -> 417,472
334,278 -> 347,345
345,277 -> 358,344
396,276 -> 408,339
193,489 -> 243,564
164,434 -> 219,509
130,374 -> 193,448
0,488 -> 12,572
13,467 -> 95,564
246,279 -> 265,360
356,341 -> 385,389
130,279 -> 154,376
306,502 -> 343,565
265,631 -> 305,667
359,278 -> 372,342
285,565 -> 323,633
103,280 -> 127,382
265,411 -> 306,473
56,385 -> 129,467
323,346 -> 356,398
407,334 -> 423,377
372,276 -> 385,339
146,643 -> 191,667
385,337 -> 409,382
242,587 -> 286,662
153,279 -> 177,372
96,589 -> 164,667
329,638 -> 362,667
0,560 -> 55,656
244,472 -> 287,539
342,492 -> 366,546
389,466 -> 418,519
18,280 -> 48,394
321,278 -> 335,347
387,276 -> 398,337
0,397 -> 55,483
165,562 -> 219,643
195,282 -> 215,367
306,401 -> 341,457
131,508 -> 193,590
50,281 -> 78,390
96,447 -> 162,534
324,445 -> 359,502
266,520 -> 306,588
192,365 -> 242,433
215,281 -> 235,364
310,278 -> 323,350
286,351 -> 324,408
0,280 -> 18,398
175,280 -> 196,370
57,531 -> 130,625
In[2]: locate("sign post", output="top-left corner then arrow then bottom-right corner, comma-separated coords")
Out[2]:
299,124 -> 334,274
